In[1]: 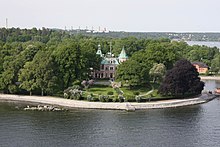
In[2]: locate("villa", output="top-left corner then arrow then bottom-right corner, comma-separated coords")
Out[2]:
192,62 -> 209,74
93,44 -> 128,79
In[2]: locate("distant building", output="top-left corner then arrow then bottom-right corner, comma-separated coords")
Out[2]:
93,44 -> 128,79
192,62 -> 209,74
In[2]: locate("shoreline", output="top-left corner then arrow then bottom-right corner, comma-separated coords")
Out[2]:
0,94 -> 217,111
200,76 -> 220,80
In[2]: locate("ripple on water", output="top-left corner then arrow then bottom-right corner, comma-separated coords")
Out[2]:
0,99 -> 220,147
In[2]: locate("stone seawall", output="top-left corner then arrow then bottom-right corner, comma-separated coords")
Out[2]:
0,94 -> 217,111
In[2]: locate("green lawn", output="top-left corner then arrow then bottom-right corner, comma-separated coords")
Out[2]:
81,83 -> 175,102
86,86 -> 114,95
86,84 -> 158,96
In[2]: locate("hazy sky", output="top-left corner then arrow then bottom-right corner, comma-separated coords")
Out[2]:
0,0 -> 220,32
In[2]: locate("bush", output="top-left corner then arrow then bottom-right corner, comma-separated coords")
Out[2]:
118,95 -> 125,102
99,95 -> 110,102
64,86 -> 83,100
133,91 -> 140,96
87,94 -> 94,101
114,87 -> 123,95
124,94 -> 136,102
92,97 -> 99,102
107,91 -> 114,95
112,97 -> 118,102
72,80 -> 81,86
135,95 -> 142,103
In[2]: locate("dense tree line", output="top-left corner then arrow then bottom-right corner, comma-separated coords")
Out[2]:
0,28 -> 220,96
69,29 -> 220,41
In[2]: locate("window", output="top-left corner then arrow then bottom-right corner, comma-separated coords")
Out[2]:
110,73 -> 113,78
101,65 -> 104,70
110,67 -> 114,70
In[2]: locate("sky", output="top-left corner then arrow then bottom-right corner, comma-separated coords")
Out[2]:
0,0 -> 220,32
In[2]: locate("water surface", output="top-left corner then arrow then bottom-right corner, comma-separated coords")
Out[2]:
0,80 -> 220,147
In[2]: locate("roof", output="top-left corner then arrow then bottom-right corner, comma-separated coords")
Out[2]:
96,44 -> 103,57
118,47 -> 128,59
101,57 -> 119,65
192,62 -> 209,68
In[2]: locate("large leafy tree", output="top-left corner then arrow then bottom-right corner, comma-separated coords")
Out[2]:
116,60 -> 148,88
19,50 -> 58,96
0,43 -> 41,93
211,54 -> 220,74
149,63 -> 166,83
18,62 -> 37,96
31,50 -> 58,96
159,59 -> 204,97
52,40 -> 79,89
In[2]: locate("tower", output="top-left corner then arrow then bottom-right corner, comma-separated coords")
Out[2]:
118,47 -> 128,63
96,44 -> 103,57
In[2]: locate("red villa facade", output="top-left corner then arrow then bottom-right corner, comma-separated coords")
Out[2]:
93,45 -> 128,79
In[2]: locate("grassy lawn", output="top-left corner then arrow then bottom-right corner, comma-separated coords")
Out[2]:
86,85 -> 114,95
121,86 -> 151,95
78,83 -> 178,102
86,83 -> 159,96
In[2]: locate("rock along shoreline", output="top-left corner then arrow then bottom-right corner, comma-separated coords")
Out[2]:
0,93 -> 217,111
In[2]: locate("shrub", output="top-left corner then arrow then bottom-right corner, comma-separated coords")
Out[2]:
64,86 -> 83,100
72,80 -> 81,86
133,91 -> 140,96
124,94 -> 136,102
87,94 -> 94,101
107,91 -> 114,95
114,87 -> 124,95
112,97 -> 118,102
99,95 -> 110,102
135,95 -> 142,103
92,97 -> 99,102
118,95 -> 125,102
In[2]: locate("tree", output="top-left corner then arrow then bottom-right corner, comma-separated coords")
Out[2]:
211,54 -> 220,74
19,50 -> 58,96
52,40 -> 80,89
116,60 -> 147,88
149,63 -> 166,83
159,59 -> 204,97
18,62 -> 37,95
32,51 -> 58,96
0,43 -> 41,93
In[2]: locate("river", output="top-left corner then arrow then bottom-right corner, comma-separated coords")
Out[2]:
0,80 -> 220,147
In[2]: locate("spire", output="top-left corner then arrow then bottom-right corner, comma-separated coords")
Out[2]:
110,42 -> 112,55
96,44 -> 103,57
118,46 -> 128,63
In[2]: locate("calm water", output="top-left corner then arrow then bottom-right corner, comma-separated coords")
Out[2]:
203,79 -> 220,92
0,80 -> 220,147
187,41 -> 220,49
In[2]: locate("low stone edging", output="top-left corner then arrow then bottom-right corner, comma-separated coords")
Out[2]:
0,94 -> 217,111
